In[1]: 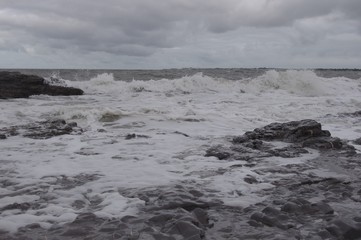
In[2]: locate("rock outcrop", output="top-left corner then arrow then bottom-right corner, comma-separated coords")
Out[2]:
0,71 -> 83,99
206,119 -> 355,161
2,119 -> 361,240
0,119 -> 82,139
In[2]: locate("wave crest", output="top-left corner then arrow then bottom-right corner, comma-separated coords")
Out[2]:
68,70 -> 360,97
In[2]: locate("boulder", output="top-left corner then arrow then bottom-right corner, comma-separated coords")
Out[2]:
0,71 -> 83,99
233,119 -> 344,150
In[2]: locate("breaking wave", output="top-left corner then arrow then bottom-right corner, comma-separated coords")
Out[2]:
68,70 -> 361,97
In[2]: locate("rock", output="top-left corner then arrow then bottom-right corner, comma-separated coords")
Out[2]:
302,137 -> 343,149
207,120 -> 352,164
0,119 -> 82,139
243,119 -> 326,142
0,71 -> 83,99
354,138 -> 361,145
250,212 -> 277,227
311,202 -> 334,215
244,175 -> 259,184
244,140 -> 264,150
166,221 -> 204,239
280,199 -> 334,216
205,146 -> 231,160
2,202 -> 31,211
267,146 -> 309,158
234,119 -> 348,150
326,220 -> 361,240
152,233 -> 176,240
192,208 -> 209,226
281,202 -> 300,213
0,134 -> 6,139
125,133 -> 150,140
149,214 -> 175,226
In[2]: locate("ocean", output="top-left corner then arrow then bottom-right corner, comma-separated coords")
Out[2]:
1,68 -> 361,238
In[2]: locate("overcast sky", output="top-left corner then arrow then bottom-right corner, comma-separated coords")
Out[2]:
0,0 -> 360,69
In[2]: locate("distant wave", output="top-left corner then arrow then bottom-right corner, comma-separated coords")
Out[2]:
67,70 -> 361,97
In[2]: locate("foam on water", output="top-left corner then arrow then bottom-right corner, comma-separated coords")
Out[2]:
1,69 -> 361,233
69,70 -> 361,97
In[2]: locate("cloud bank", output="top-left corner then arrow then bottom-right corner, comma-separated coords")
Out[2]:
0,0 -> 360,68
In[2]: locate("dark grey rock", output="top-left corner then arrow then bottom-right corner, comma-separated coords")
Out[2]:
326,220 -> 361,240
0,71 -> 83,99
311,202 -> 334,215
148,214 -> 175,226
267,146 -> 309,158
0,119 -> 82,139
0,134 -> 6,139
244,175 -> 259,184
1,202 -> 31,211
281,202 -> 300,213
152,233 -> 176,240
125,133 -> 150,140
166,221 -> 204,239
250,212 -> 277,227
236,119 -> 345,150
192,208 -> 209,226
205,146 -> 231,160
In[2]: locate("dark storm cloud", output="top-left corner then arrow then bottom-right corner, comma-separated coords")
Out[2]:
0,0 -> 360,67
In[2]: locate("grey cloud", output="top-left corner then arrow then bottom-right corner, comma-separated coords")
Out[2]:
0,0 -> 360,67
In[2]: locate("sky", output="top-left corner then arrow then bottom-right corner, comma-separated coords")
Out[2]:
0,0 -> 360,69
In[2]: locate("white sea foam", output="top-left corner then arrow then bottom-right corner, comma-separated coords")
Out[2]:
0,70 -> 361,233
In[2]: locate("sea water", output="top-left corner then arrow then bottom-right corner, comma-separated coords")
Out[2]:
0,69 -> 360,232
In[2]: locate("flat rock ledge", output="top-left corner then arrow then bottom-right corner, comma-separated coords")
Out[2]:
0,71 -> 83,99
2,119 -> 361,240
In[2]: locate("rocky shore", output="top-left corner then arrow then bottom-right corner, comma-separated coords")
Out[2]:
1,119 -> 361,239
0,119 -> 82,140
0,71 -> 83,99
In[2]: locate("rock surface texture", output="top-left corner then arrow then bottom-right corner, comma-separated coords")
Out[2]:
2,119 -> 361,240
0,119 -> 82,139
0,71 -> 83,99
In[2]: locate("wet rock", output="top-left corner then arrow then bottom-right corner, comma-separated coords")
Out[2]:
244,140 -> 264,150
152,233 -> 176,240
244,175 -> 259,184
236,119 -> 345,150
192,208 -> 209,226
149,214 -> 175,226
267,146 -> 309,158
250,212 -> 279,228
280,198 -> 334,216
311,202 -> 334,215
0,71 -> 83,99
0,119 -> 82,139
2,202 -> 31,211
244,119 -> 325,142
281,202 -> 300,213
326,220 -> 361,240
207,119 -> 354,165
166,221 -> 204,239
340,111 -> 361,118
205,146 -> 231,160
302,137 -> 343,149
125,133 -> 150,140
